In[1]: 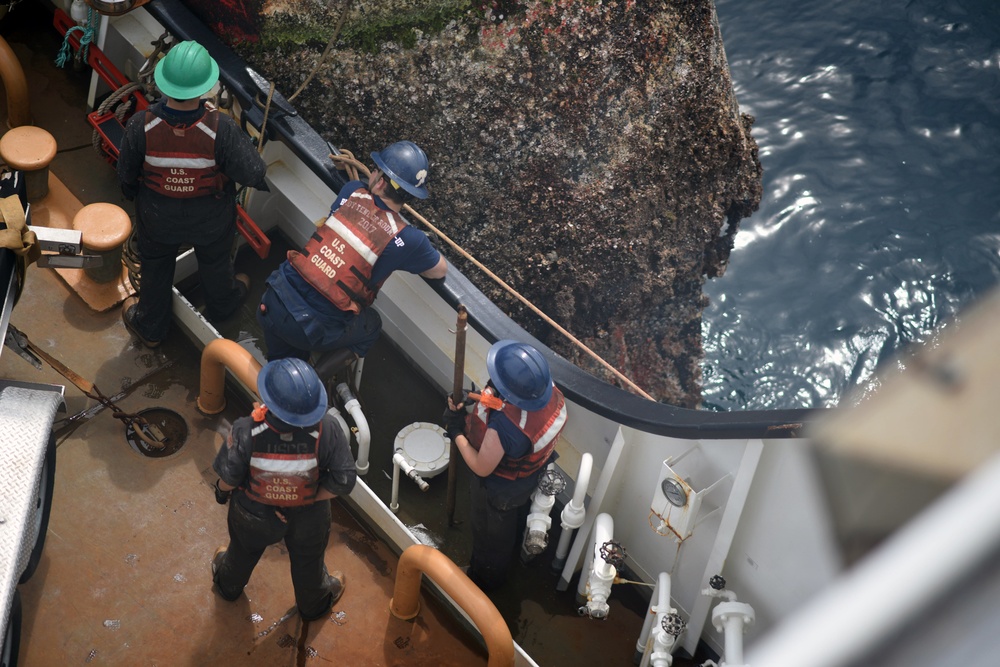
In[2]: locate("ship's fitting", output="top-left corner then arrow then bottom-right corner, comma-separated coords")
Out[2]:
701,574 -> 755,667
125,408 -> 187,458
580,514 -> 621,620
521,467 -> 566,559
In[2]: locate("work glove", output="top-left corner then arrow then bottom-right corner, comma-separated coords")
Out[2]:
442,401 -> 468,442
214,479 -> 231,505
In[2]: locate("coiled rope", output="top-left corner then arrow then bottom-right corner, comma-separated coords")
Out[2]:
55,6 -> 97,69
330,151 -> 655,401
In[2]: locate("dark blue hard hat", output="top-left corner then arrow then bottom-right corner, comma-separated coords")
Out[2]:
486,340 -> 553,412
256,358 -> 328,427
371,141 -> 429,199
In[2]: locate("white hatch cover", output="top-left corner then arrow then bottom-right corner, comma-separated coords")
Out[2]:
394,422 -> 450,478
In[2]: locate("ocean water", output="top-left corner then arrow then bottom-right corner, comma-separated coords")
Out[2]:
702,0 -> 1000,411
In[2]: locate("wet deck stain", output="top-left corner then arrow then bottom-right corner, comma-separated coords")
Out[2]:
336,526 -> 390,576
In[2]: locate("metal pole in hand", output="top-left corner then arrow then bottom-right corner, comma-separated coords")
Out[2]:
446,305 -> 467,526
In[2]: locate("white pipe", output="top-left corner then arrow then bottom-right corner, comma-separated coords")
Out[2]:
559,429 -> 626,593
637,572 -> 674,666
701,585 -> 753,667
580,513 -> 616,619
336,382 -> 370,475
390,451 -> 430,514
325,406 -> 351,449
553,453 -> 592,570
390,452 -> 401,513
522,464 -> 558,559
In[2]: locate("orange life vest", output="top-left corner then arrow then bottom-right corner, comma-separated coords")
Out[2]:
287,189 -> 406,313
141,109 -> 223,198
245,420 -> 322,507
467,385 -> 567,481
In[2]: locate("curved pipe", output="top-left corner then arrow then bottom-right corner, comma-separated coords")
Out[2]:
553,453 -> 593,568
0,35 -> 31,128
638,572 -> 676,667
197,339 -> 262,414
336,382 -> 370,475
390,544 -> 514,667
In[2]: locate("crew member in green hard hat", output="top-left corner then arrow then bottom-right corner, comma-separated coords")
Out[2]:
118,40 -> 268,348
211,358 -> 357,618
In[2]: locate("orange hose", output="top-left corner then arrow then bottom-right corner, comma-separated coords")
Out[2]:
390,544 -> 514,667
196,339 -> 262,414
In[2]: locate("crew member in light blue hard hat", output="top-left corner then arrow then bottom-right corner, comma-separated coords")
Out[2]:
256,140 -> 447,373
442,340 -> 568,590
211,358 -> 357,620
118,40 -> 268,348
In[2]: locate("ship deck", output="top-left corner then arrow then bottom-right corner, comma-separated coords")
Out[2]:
0,5 -> 701,666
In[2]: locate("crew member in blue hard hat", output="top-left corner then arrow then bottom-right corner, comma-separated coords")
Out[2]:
118,40 -> 268,348
211,358 -> 357,620
443,340 -> 568,590
256,140 -> 447,369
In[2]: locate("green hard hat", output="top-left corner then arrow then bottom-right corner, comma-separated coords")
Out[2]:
154,41 -> 219,100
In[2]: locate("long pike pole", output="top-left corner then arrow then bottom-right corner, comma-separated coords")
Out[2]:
446,305 -> 467,526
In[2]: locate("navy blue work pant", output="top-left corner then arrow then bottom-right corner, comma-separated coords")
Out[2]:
468,476 -> 531,591
213,490 -> 334,620
132,209 -> 242,342
256,284 -> 381,361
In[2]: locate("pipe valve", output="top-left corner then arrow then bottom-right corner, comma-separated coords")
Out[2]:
661,612 -> 687,638
537,468 -> 566,496
599,540 -> 627,571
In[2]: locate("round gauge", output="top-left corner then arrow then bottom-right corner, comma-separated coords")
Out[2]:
661,478 -> 688,507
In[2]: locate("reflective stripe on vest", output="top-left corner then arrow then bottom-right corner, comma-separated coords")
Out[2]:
141,109 -> 222,198
467,385 -> 567,481
245,420 -> 322,507
287,189 -> 405,313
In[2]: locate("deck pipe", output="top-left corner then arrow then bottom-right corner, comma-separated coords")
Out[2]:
0,35 -> 31,128
196,339 -> 262,415
578,512 -> 616,619
701,584 -> 754,667
390,544 -> 515,667
636,572 -> 678,667
552,453 -> 593,571
521,463 -> 558,560
335,382 -> 370,475
389,450 -> 429,513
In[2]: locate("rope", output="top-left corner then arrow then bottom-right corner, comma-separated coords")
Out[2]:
55,7 -> 97,69
288,0 -> 353,103
328,152 -> 655,401
257,82 -> 275,154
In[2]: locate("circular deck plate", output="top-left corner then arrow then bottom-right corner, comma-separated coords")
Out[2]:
393,422 -> 450,478
125,408 -> 188,458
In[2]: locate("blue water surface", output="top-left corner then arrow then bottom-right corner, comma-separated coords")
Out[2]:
703,0 -> 1000,411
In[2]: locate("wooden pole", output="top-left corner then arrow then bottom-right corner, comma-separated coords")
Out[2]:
446,305 -> 467,526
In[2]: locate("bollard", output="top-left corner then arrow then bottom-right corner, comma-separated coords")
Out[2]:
72,203 -> 132,283
0,126 -> 57,201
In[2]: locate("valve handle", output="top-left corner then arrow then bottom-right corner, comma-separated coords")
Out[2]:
538,469 -> 567,496
599,540 -> 627,570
